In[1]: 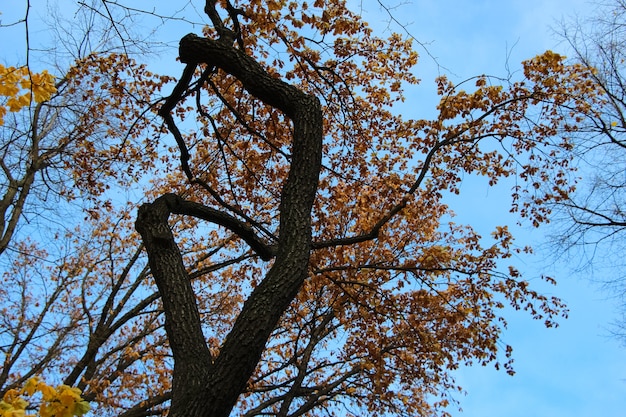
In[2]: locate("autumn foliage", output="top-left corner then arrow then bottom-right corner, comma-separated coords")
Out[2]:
0,64 -> 56,125
1,377 -> 90,417
0,1 -> 602,417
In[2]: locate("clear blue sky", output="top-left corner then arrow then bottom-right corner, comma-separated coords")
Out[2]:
2,1 -> 625,416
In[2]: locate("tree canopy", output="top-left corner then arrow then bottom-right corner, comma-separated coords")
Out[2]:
0,1 -> 603,416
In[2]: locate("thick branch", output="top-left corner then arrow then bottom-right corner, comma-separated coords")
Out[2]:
179,33 -> 304,119
164,193 -> 275,260
135,195 -> 213,407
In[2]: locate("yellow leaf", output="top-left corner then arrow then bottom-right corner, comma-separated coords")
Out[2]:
22,378 -> 40,396
38,384 -> 57,401
73,400 -> 91,416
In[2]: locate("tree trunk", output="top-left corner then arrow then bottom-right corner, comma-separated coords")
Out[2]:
135,33 -> 323,417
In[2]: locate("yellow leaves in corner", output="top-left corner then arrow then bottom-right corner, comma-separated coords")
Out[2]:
0,377 -> 90,417
0,64 -> 57,125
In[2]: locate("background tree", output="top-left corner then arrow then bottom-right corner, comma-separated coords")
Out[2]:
1,1 -> 180,413
552,0 -> 626,340
0,1 -> 602,417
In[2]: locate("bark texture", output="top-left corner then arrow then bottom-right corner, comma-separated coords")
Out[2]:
135,33 -> 323,417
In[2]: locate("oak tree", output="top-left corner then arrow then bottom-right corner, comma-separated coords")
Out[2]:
0,1 -> 602,416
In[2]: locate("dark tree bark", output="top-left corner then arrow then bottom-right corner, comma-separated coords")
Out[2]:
135,30 -> 323,417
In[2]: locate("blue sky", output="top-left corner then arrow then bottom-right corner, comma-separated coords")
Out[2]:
378,1 -> 626,416
2,1 -> 625,416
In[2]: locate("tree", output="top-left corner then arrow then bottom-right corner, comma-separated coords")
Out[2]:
1,1 -> 177,413
1,1 -> 601,416
0,63 -> 56,254
552,0 -> 626,339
